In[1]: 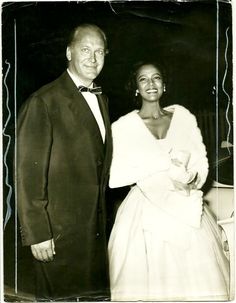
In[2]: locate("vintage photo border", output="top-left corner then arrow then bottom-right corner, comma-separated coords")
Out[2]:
1,0 -> 234,301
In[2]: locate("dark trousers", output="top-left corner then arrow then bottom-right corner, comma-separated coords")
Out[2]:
34,259 -> 110,302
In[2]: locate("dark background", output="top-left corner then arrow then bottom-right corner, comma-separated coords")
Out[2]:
2,1 -> 232,118
2,1 -> 233,300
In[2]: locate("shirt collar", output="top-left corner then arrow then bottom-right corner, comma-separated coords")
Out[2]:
67,68 -> 93,88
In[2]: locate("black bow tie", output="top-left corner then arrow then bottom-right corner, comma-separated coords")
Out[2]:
78,85 -> 102,95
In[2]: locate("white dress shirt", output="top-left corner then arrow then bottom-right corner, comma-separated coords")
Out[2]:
67,69 -> 106,143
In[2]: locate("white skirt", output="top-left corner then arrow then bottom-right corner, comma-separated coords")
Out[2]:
108,186 -> 230,301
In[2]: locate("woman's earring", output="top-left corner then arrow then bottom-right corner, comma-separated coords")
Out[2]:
163,85 -> 166,92
135,89 -> 139,97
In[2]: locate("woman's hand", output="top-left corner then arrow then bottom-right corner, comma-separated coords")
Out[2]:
171,173 -> 199,195
172,179 -> 192,195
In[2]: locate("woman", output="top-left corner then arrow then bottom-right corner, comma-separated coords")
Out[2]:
108,61 -> 229,301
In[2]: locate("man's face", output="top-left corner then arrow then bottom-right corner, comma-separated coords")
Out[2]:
67,28 -> 106,86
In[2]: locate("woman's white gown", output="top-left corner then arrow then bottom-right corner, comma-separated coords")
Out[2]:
108,105 -> 229,301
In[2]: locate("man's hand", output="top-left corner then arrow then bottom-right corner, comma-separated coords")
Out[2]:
31,239 -> 56,262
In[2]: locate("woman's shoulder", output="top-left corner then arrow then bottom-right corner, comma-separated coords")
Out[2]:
165,104 -> 190,114
112,110 -> 139,128
165,104 -> 196,121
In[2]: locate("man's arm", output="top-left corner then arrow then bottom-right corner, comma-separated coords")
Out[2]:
17,95 -> 53,247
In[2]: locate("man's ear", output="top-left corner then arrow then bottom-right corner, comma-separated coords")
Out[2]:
66,47 -> 72,61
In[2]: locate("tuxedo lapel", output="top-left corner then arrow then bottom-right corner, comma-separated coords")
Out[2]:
58,72 -> 105,153
77,93 -> 104,146
97,94 -> 109,141
97,94 -> 112,176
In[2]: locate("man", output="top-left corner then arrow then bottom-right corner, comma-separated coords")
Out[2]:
17,24 -> 112,301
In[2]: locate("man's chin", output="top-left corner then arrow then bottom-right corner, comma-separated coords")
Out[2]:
86,71 -> 99,80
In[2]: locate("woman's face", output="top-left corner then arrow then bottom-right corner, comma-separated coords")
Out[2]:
136,64 -> 164,103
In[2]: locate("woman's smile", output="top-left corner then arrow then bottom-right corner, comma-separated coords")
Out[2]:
146,88 -> 158,93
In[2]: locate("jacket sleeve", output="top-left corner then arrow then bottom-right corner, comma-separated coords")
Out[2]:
17,95 -> 53,246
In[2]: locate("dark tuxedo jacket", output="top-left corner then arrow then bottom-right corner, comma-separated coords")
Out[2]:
17,71 -> 112,300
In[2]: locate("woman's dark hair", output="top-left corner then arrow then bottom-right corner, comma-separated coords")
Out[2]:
126,60 -> 168,108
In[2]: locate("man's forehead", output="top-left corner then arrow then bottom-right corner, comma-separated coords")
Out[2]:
74,28 -> 104,45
